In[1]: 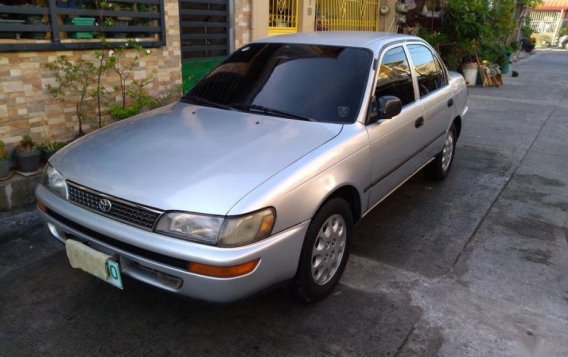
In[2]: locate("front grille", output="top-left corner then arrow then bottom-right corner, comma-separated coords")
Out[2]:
67,182 -> 162,230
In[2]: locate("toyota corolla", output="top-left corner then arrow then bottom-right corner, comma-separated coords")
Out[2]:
36,32 -> 468,302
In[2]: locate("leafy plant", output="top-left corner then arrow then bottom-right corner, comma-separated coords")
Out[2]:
0,140 -> 8,160
92,1 -> 116,128
148,85 -> 183,110
16,135 -> 36,153
37,141 -> 67,153
107,41 -> 152,107
47,56 -> 97,136
109,103 -> 143,119
39,117 -> 67,153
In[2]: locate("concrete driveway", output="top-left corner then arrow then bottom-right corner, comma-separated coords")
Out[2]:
1,50 -> 567,356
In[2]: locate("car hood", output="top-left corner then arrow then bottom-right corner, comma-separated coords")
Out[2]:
52,102 -> 343,215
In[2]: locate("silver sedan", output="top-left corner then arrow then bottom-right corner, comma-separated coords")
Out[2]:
36,32 -> 468,302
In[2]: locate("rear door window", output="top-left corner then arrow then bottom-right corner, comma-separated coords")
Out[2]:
407,44 -> 447,97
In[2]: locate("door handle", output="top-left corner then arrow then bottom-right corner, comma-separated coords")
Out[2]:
447,98 -> 454,107
415,117 -> 424,128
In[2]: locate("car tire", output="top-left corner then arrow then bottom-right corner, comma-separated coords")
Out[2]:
292,198 -> 353,302
564,42 -> 568,50
425,123 -> 457,180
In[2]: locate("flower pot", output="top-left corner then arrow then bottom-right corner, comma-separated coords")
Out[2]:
0,158 -> 11,179
14,148 -> 41,173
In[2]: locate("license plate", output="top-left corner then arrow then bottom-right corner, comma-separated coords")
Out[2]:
65,239 -> 123,290
106,259 -> 123,289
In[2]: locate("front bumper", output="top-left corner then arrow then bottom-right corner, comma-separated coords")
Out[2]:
35,185 -> 309,302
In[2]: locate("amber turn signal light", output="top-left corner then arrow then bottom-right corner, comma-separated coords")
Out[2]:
188,259 -> 260,278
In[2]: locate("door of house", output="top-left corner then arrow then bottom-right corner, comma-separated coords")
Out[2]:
315,0 -> 379,31
269,0 -> 299,35
179,0 -> 231,92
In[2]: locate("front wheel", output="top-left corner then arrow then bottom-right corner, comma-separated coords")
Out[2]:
292,198 -> 353,302
425,123 -> 457,180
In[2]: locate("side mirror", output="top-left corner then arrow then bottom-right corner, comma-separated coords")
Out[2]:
378,96 -> 402,120
368,96 -> 402,123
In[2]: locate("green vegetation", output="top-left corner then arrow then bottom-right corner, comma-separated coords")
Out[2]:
419,0 -> 534,70
37,141 -> 67,153
16,135 -> 36,153
47,56 -> 97,136
0,140 -> 8,160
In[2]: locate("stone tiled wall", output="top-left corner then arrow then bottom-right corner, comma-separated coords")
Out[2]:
234,0 -> 252,49
0,0 -> 182,148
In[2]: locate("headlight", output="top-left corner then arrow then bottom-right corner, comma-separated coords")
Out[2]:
155,212 -> 224,245
218,208 -> 275,247
43,164 -> 68,198
155,208 -> 275,247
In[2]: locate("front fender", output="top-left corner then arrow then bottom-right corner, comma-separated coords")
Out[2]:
227,123 -> 371,234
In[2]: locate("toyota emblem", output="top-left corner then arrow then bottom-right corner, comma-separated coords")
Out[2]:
98,199 -> 112,213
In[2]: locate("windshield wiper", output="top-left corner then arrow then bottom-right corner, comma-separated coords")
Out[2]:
230,103 -> 315,122
181,95 -> 239,111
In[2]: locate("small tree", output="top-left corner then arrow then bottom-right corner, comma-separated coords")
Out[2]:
107,41 -> 151,107
47,56 -> 97,136
92,0 -> 115,128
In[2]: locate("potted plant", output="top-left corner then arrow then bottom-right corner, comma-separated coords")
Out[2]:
38,119 -> 67,162
0,140 -> 11,180
38,141 -> 67,162
14,135 -> 41,173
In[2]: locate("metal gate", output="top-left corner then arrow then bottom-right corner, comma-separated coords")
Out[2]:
315,0 -> 380,31
269,0 -> 299,35
179,0 -> 230,91
530,10 -> 564,45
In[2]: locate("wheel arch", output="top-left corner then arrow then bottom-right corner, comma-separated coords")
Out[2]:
452,116 -> 462,139
317,185 -> 363,224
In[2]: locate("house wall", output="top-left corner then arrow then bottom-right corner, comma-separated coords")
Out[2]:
0,0 -> 182,147
235,0 -> 252,48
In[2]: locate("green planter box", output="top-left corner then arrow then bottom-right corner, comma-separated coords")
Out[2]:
65,17 -> 95,39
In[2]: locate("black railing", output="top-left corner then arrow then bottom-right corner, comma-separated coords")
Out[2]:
0,0 -> 165,52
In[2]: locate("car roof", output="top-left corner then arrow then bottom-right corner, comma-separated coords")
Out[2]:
253,31 -> 418,49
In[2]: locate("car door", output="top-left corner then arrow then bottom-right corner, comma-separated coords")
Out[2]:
365,44 -> 427,208
406,43 -> 454,160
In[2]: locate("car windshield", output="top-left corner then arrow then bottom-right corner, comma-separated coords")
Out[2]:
182,43 -> 373,123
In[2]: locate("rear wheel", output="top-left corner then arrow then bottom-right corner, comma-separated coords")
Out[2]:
292,198 -> 353,302
425,123 -> 457,180
564,41 -> 568,50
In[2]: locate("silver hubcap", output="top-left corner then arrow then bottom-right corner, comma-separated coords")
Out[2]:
311,214 -> 347,285
441,131 -> 454,172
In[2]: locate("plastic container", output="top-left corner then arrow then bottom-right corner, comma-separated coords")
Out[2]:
65,17 -> 95,39
463,63 -> 479,87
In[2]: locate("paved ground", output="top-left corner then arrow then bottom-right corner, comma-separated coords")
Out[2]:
1,50 -> 567,356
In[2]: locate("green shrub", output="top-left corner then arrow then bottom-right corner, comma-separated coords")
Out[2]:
16,135 -> 35,153
110,103 -> 143,120
37,141 -> 67,153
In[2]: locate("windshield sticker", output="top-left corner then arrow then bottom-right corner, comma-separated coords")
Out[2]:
338,106 -> 350,119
